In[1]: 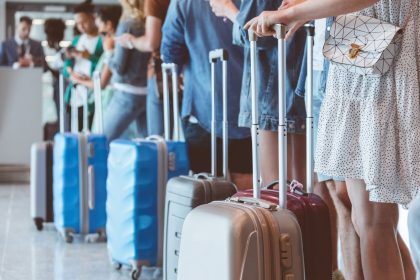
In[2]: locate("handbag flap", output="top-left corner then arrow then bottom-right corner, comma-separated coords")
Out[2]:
324,14 -> 402,68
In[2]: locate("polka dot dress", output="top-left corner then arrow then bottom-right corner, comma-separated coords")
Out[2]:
314,0 -> 420,206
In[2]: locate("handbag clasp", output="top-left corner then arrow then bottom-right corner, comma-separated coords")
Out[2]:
349,43 -> 362,59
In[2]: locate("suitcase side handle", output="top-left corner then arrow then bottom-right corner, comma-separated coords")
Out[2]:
161,63 -> 181,141
88,165 -> 95,209
228,197 -> 278,211
209,48 -> 229,180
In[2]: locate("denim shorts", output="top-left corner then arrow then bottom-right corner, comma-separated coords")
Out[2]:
238,83 -> 306,134
312,70 -> 344,183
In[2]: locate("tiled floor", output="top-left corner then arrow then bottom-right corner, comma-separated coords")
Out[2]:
0,184 -> 131,280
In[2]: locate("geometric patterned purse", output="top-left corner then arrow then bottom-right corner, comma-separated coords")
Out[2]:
323,14 -> 403,76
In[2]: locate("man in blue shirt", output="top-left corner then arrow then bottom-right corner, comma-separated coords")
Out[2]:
161,0 -> 252,188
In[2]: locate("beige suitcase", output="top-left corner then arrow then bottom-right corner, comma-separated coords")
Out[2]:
176,26 -> 306,280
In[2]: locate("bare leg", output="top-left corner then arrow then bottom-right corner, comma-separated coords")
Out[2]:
230,173 -> 252,191
288,133 -> 306,186
326,180 -> 364,279
259,130 -> 307,187
398,227 -> 416,280
313,180 -> 338,271
346,179 -> 404,280
259,130 -> 278,185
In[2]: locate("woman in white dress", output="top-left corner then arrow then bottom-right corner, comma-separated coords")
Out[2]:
246,0 -> 419,279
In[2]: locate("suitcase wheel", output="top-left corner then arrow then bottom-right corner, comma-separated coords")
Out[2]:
131,269 -> 141,280
34,218 -> 44,231
65,233 -> 74,243
112,262 -> 122,270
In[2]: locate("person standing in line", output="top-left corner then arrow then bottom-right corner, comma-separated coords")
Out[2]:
0,16 -> 44,68
44,18 -> 67,123
103,0 -> 151,143
116,0 -> 170,137
64,0 -> 103,131
160,0 -> 253,189
246,0 -> 419,279
209,0 -> 308,189
70,5 -> 138,138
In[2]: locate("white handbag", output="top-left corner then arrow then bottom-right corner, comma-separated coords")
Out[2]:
323,14 -> 404,76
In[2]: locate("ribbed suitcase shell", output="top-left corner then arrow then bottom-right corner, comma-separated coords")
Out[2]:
177,199 -> 305,280
163,175 -> 237,279
30,141 -> 54,230
106,137 -> 189,270
53,133 -> 108,238
235,189 -> 332,280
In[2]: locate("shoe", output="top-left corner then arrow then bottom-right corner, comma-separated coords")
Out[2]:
333,270 -> 345,280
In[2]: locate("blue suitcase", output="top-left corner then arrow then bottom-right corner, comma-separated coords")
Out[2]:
106,64 -> 189,280
53,75 -> 108,243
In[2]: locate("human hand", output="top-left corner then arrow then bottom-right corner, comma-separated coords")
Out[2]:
115,33 -> 135,49
244,7 -> 306,39
18,56 -> 33,67
209,0 -> 239,22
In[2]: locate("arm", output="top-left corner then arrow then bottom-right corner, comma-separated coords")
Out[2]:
108,21 -> 131,75
116,16 -> 163,52
246,0 -> 380,38
160,0 -> 189,65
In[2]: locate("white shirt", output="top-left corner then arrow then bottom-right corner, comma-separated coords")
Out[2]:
71,34 -> 100,107
313,19 -> 327,71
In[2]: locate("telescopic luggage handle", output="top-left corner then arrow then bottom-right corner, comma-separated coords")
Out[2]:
161,63 -> 181,141
93,71 -> 104,134
59,74 -> 65,133
248,30 -> 261,199
209,49 -> 229,180
274,23 -> 316,209
249,23 -> 315,208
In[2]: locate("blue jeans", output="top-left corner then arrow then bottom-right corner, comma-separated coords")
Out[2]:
147,77 -> 164,136
103,90 -> 147,144
312,70 -> 344,182
408,193 -> 420,280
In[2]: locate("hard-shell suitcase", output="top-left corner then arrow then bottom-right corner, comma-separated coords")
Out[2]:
30,75 -> 65,231
234,24 -> 333,280
106,66 -> 189,280
177,33 -> 305,280
162,53 -> 237,280
30,141 -> 54,230
53,72 -> 108,243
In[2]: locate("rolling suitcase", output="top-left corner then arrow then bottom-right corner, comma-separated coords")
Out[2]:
53,72 -> 108,243
162,51 -> 238,280
234,24 -> 333,280
177,30 -> 305,280
30,74 -> 65,231
30,141 -> 54,230
106,66 -> 189,280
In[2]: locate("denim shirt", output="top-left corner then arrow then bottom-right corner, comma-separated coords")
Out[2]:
109,19 -> 150,87
160,0 -> 250,139
233,0 -> 307,129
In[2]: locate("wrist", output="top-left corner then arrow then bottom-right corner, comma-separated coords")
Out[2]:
225,2 -> 239,22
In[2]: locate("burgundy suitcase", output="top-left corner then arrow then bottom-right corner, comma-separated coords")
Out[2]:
234,24 -> 333,280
